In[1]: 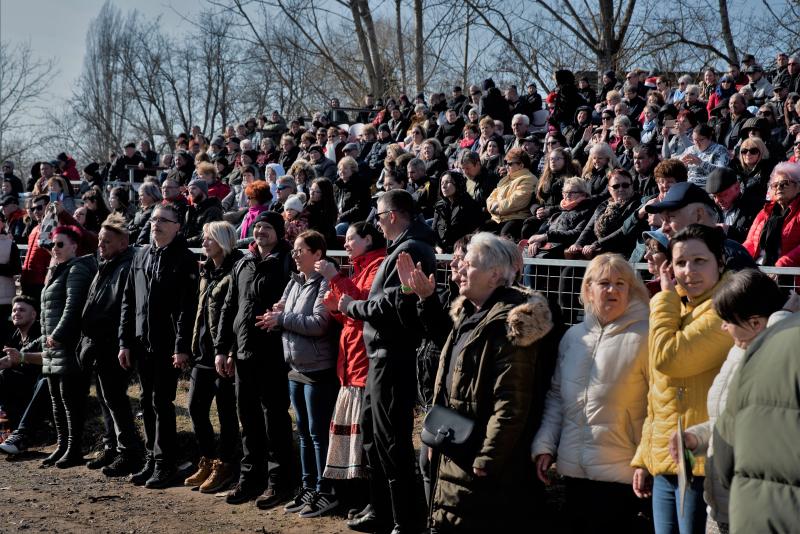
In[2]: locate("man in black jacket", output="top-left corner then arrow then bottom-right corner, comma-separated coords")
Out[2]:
706,167 -> 763,244
459,151 -> 497,221
81,216 -> 143,476
119,203 -> 199,489
109,143 -> 146,182
184,179 -> 223,247
216,211 -> 294,509
339,190 -> 436,534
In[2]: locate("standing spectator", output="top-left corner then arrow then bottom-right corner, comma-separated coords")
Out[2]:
128,182 -> 161,246
216,211 -> 295,509
458,151 -> 497,221
237,181 -> 272,243
2,195 -> 27,244
428,233 -> 553,532
1,160 -> 23,196
81,187 -> 111,234
338,190 -> 436,533
20,195 -> 51,301
316,222 -> 386,486
261,230 -> 338,518
80,216 -> 143,476
119,203 -> 199,488
743,162 -> 800,267
305,178 -> 338,247
184,222 -> 242,494
631,224 -> 733,534
37,226 -> 97,468
533,254 -> 650,534
334,157 -> 370,235
109,143 -> 145,182
671,269 -> 788,534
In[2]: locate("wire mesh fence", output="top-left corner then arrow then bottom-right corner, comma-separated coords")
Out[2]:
327,251 -> 800,325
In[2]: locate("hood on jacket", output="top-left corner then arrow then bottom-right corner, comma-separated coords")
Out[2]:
388,218 -> 437,251
449,286 -> 553,347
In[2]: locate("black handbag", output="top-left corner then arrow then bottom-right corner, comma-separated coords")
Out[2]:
421,405 -> 475,458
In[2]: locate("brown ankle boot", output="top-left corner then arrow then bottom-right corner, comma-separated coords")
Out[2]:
199,460 -> 237,494
184,457 -> 213,487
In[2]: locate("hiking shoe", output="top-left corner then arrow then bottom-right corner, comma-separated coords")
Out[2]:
86,448 -> 118,470
299,492 -> 339,518
283,487 -> 315,513
226,481 -> 263,505
102,454 -> 142,477
0,432 -> 26,455
184,456 -> 213,487
199,460 -> 236,494
129,454 -> 155,485
255,486 -> 292,510
145,464 -> 179,489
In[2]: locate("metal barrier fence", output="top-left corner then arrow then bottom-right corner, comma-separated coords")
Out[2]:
327,251 -> 800,325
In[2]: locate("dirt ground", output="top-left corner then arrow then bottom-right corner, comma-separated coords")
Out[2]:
0,379 -> 354,534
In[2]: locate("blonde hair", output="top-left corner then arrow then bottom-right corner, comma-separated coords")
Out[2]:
581,142 -> 618,178
580,253 -> 649,317
338,156 -> 359,174
202,220 -> 238,256
739,137 -> 769,168
562,176 -> 590,195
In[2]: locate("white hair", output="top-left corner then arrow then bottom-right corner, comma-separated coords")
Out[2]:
678,74 -> 693,85
467,232 -> 522,286
512,113 -> 530,126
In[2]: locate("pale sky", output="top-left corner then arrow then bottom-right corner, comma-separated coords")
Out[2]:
0,0 -> 198,102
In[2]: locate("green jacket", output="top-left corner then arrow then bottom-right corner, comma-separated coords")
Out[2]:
429,286 -> 554,531
40,255 -> 97,375
714,312 -> 800,533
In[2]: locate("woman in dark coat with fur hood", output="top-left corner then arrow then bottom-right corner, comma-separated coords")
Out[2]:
428,233 -> 555,532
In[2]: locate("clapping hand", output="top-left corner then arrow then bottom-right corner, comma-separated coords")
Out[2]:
315,259 -> 339,280
337,294 -> 353,314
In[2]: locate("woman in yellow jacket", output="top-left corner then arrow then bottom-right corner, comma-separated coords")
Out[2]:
632,224 -> 732,534
483,147 -> 536,239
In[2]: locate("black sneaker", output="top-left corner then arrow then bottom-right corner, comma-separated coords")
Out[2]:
283,487 -> 315,513
102,454 -> 142,477
299,492 -> 339,518
226,481 -> 263,505
0,432 -> 26,455
129,454 -> 155,486
144,464 -> 179,489
86,449 -> 118,470
255,486 -> 292,510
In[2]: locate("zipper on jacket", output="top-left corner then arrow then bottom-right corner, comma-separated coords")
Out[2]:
580,327 -> 604,471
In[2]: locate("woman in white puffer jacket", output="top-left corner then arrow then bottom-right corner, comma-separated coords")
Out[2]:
532,253 -> 651,534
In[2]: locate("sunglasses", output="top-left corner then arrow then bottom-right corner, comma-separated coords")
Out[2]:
504,160 -> 521,166
53,241 -> 68,249
609,182 -> 632,190
151,216 -> 179,224
740,148 -> 760,155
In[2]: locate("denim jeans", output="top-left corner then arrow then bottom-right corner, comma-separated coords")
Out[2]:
652,474 -> 706,534
289,378 -> 338,494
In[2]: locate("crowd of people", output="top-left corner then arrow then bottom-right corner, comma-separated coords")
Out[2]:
0,52 -> 800,534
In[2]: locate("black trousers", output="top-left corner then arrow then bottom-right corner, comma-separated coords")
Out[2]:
188,366 -> 239,463
94,355 -> 142,456
0,366 -> 39,429
136,350 -> 180,465
234,356 -> 293,489
46,373 -> 87,449
16,377 -> 51,435
362,354 -> 419,527
563,476 -> 652,534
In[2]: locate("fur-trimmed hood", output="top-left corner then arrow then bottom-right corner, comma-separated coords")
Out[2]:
449,285 -> 553,347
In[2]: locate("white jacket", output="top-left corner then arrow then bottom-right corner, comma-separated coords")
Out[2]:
532,299 -> 649,484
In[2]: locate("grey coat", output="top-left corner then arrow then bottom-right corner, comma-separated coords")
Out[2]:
277,271 -> 334,373
40,255 -> 97,375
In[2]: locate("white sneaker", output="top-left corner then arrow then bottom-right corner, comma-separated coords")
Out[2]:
0,432 -> 26,455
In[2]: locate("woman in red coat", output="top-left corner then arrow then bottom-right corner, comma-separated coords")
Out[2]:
314,222 -> 386,481
743,162 -> 800,267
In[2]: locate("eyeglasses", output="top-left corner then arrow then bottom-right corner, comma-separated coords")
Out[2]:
770,180 -> 799,190
277,185 -> 291,191
563,191 -> 585,198
151,216 -> 179,225
740,148 -> 760,155
290,248 -> 309,257
609,182 -> 632,190
504,160 -> 521,166
375,209 -> 395,219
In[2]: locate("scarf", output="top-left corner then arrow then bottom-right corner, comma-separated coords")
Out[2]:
240,204 -> 269,239
758,202 -> 790,265
594,199 -> 632,238
560,197 -> 582,211
642,118 -> 657,132
459,137 -> 476,149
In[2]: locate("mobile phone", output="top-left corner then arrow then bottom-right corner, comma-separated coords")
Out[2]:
49,191 -> 58,203
664,119 -> 676,129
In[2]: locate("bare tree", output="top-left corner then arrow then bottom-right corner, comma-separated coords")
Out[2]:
0,41 -> 55,161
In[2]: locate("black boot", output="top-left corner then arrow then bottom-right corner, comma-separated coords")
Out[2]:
145,462 -> 180,489
40,398 -> 68,468
86,448 -> 118,470
102,452 -> 143,477
387,479 -> 419,534
56,388 -> 85,469
129,452 -> 155,485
